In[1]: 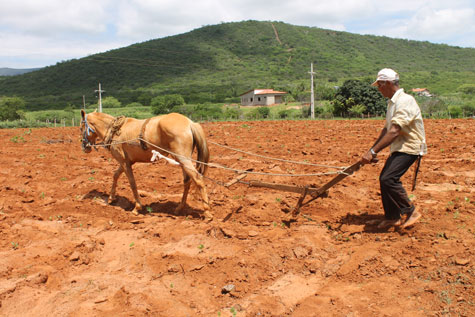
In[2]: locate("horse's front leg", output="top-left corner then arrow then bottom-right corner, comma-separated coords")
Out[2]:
108,165 -> 124,204
123,162 -> 143,215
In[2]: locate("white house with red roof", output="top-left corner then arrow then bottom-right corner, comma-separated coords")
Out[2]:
239,89 -> 287,106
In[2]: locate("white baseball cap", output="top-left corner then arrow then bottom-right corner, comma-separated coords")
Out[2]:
371,68 -> 399,86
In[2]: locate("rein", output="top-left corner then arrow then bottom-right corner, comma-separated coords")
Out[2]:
81,114 -> 96,151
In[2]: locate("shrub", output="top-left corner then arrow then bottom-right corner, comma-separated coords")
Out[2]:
349,104 -> 366,117
284,94 -> 295,104
102,96 -> 122,108
0,96 -> 26,121
302,105 -> 323,118
244,108 -> 260,120
126,102 -> 143,108
223,106 -> 242,120
257,107 -> 270,118
421,98 -> 446,116
119,109 -> 139,118
27,110 -> 75,122
333,79 -> 385,116
318,103 -> 335,119
151,94 -> 185,115
189,103 -> 223,121
278,109 -> 292,118
461,103 -> 475,116
0,120 -> 50,129
170,104 -> 195,117
448,105 -> 462,118
316,85 -> 336,101
457,84 -> 475,95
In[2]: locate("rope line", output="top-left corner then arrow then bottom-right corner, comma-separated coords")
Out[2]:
141,138 -> 343,177
208,140 -> 345,170
88,137 -> 348,178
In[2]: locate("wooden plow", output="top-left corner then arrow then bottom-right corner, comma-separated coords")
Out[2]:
226,161 -> 362,222
138,138 -> 364,222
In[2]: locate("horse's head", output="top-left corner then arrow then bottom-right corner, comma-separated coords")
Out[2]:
80,109 -> 98,153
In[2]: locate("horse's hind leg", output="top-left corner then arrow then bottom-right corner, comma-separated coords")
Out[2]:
123,162 -> 143,215
108,165 -> 124,204
178,159 -> 211,220
175,172 -> 191,215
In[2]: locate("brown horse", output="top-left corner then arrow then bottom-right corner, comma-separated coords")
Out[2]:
80,110 -> 211,220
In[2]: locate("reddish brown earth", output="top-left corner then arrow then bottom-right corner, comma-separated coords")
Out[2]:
0,119 -> 474,316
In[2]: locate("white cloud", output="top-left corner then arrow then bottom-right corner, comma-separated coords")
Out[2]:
0,0 -> 112,37
0,0 -> 473,68
114,0 -> 377,40
408,8 -> 475,40
353,1 -> 475,47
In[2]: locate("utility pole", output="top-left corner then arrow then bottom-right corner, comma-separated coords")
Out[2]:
95,83 -> 105,113
82,95 -> 86,110
309,63 -> 315,119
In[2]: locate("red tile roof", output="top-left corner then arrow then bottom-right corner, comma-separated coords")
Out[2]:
412,88 -> 429,92
240,89 -> 287,96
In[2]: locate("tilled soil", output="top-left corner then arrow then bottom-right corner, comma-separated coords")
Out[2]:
0,118 -> 474,316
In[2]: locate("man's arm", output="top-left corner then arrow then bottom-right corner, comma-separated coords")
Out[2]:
361,124 -> 401,164
372,127 -> 387,149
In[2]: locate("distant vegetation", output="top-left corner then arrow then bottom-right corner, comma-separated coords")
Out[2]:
0,20 -> 474,127
0,67 -> 40,76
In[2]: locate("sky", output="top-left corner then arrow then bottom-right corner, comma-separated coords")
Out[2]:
1,0 -> 474,69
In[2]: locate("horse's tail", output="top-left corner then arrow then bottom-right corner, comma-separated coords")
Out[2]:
190,122 -> 209,176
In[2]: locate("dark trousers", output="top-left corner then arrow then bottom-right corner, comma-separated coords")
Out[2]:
379,152 -> 419,220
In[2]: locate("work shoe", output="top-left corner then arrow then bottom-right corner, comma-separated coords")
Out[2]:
401,210 -> 421,228
377,218 -> 403,229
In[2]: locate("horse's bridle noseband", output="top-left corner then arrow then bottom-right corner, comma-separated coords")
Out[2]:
81,114 -> 97,151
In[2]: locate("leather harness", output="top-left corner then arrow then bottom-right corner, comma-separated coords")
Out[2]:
103,116 -> 126,150
138,118 -> 152,150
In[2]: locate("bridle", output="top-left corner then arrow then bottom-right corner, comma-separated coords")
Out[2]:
81,114 -> 97,151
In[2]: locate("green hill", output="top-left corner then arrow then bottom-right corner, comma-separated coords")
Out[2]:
1,20 -> 474,110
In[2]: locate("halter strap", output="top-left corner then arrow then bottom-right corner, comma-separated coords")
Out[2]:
84,114 -> 95,136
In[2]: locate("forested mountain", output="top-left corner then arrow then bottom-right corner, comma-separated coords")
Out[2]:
0,68 -> 40,76
1,20 -> 474,110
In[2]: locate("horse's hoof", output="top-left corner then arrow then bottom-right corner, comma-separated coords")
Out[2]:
174,204 -> 185,215
131,209 -> 139,216
203,211 -> 213,222
107,196 -> 116,204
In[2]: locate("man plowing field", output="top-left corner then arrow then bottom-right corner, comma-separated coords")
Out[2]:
360,68 -> 427,229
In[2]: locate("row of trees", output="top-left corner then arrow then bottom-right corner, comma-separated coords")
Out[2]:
146,79 -> 386,117
2,79 -> 474,123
